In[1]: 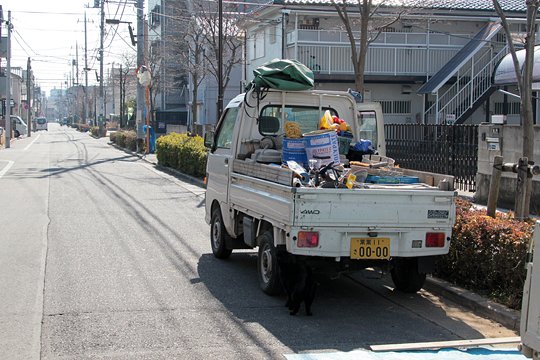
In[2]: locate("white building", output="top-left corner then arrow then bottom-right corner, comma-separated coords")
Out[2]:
242,0 -> 535,124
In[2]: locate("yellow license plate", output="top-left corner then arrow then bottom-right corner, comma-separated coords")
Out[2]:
350,238 -> 390,259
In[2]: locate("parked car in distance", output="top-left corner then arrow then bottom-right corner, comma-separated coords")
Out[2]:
10,115 -> 28,137
35,117 -> 48,131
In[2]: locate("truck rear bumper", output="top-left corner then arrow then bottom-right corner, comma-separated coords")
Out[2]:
285,227 -> 451,258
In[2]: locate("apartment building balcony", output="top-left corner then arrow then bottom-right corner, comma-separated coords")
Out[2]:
284,29 -> 471,79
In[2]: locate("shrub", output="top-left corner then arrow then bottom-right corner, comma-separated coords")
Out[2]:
75,123 -> 90,132
156,133 -> 207,178
116,131 -> 126,148
91,126 -> 100,137
113,130 -> 137,151
435,199 -> 534,309
123,131 -> 137,151
109,131 -> 117,143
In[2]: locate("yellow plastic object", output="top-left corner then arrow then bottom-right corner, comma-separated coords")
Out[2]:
284,121 -> 302,138
319,110 -> 333,130
346,173 -> 357,189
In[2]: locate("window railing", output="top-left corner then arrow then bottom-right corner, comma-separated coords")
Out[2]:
285,29 -> 473,76
289,29 -> 470,47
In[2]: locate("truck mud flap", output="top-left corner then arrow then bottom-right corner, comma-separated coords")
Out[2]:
225,236 -> 253,250
418,256 -> 436,274
242,216 -> 257,248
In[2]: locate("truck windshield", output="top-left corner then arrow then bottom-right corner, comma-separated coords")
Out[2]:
259,105 -> 337,136
357,110 -> 378,148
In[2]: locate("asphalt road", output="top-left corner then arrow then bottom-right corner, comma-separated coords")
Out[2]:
0,124 -> 516,359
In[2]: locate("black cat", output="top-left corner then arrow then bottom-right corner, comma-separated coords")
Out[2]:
277,252 -> 317,316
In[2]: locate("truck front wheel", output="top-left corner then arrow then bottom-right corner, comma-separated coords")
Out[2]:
391,257 -> 426,293
257,231 -> 282,295
210,207 -> 232,259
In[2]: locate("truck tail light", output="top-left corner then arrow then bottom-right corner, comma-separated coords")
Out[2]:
426,232 -> 445,247
298,231 -> 319,247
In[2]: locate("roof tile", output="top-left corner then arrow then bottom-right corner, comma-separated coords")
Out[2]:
275,0 -> 526,12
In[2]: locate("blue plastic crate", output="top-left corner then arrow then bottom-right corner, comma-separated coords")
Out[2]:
366,175 -> 420,184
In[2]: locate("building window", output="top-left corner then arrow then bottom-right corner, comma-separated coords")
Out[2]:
495,101 -> 521,114
252,29 -> 265,59
379,100 -> 411,115
269,25 -> 277,44
150,5 -> 161,28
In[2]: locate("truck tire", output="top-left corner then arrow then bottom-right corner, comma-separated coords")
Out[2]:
391,257 -> 426,293
14,130 -> 20,138
257,231 -> 282,295
210,207 -> 232,259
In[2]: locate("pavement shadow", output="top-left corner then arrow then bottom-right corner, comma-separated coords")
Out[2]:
196,253 -> 488,353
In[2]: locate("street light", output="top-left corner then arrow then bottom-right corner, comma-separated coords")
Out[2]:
106,19 -> 136,46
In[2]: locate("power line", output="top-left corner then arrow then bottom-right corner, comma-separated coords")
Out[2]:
10,10 -> 86,15
105,0 -> 129,48
12,32 -> 32,57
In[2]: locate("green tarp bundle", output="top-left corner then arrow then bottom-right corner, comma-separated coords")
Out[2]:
251,59 -> 314,91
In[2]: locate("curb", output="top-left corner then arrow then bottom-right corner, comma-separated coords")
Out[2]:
425,276 -> 521,331
109,143 -> 205,188
153,164 -> 205,188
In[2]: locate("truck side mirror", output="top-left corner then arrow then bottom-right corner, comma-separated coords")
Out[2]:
204,130 -> 215,149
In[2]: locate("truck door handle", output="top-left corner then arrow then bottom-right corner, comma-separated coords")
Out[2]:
224,158 -> 229,165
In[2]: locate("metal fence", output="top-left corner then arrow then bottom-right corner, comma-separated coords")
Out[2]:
384,124 -> 478,192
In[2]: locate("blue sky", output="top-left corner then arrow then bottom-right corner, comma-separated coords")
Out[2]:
2,0 -> 140,95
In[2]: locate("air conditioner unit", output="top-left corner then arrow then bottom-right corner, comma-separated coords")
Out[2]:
491,115 -> 507,124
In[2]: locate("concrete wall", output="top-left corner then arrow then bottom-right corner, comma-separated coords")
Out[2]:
475,124 -> 540,214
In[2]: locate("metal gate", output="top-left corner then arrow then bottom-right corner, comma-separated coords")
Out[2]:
384,124 -> 478,192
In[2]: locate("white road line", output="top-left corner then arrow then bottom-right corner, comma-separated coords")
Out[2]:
0,160 -> 14,179
24,134 -> 41,151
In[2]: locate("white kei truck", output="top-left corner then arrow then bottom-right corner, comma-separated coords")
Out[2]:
204,88 -> 457,295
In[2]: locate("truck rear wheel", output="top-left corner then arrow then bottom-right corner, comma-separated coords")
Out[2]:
257,231 -> 282,295
391,257 -> 426,293
210,207 -> 232,259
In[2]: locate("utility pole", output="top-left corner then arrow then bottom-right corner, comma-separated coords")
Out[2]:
84,11 -> 89,125
105,67 -> 109,118
136,0 -> 145,143
217,0 -> 223,120
111,62 -> 115,117
5,11 -> 11,148
119,64 -> 123,128
75,42 -> 79,85
27,57 -> 31,137
99,0 -> 105,128
71,58 -> 74,88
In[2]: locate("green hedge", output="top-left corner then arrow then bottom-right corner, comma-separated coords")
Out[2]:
111,130 -> 137,151
91,126 -> 100,137
75,123 -> 90,132
156,133 -> 207,178
435,199 -> 534,309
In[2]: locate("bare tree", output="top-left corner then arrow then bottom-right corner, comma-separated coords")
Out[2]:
195,1 -> 244,105
331,0 -> 414,95
180,16 -> 208,130
492,0 -> 538,218
148,1 -> 189,130
146,41 -> 165,129
120,52 -> 137,128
